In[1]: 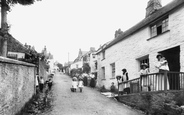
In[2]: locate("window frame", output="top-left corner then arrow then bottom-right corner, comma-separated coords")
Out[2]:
101,67 -> 105,79
110,63 -> 115,78
102,51 -> 105,60
150,16 -> 169,38
137,55 -> 149,70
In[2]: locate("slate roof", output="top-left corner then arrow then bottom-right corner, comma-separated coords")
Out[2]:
7,34 -> 27,53
96,40 -> 112,54
99,0 -> 184,53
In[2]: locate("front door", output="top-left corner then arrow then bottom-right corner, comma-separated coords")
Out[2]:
160,46 -> 180,90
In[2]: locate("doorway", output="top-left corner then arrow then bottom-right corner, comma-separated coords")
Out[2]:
159,46 -> 180,90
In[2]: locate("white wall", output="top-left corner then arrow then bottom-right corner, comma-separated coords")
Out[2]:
70,60 -> 83,69
97,5 -> 184,89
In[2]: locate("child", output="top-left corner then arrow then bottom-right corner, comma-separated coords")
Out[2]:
48,78 -> 53,90
72,77 -> 78,92
110,82 -> 116,97
39,76 -> 44,92
78,78 -> 84,92
116,75 -> 123,95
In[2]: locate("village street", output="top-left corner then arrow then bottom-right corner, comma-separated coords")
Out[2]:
40,72 -> 144,115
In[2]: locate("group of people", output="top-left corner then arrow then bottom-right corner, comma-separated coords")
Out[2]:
71,76 -> 84,92
36,74 -> 53,93
116,68 -> 129,95
139,53 -> 170,91
116,53 -> 170,94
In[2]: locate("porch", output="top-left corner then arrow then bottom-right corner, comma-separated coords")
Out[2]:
120,71 -> 184,95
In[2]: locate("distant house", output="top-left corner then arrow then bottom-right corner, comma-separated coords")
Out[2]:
7,51 -> 25,59
95,41 -> 112,88
70,47 -> 97,76
96,0 -> 184,89
0,33 -> 38,64
70,49 -> 88,70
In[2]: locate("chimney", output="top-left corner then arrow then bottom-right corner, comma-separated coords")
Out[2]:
115,28 -> 123,38
146,0 -> 162,17
90,47 -> 95,52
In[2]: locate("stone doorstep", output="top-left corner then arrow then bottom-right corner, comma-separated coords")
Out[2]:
101,92 -> 118,98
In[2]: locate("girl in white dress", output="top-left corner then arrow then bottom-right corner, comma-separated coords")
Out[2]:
72,77 -> 78,92
78,78 -> 84,92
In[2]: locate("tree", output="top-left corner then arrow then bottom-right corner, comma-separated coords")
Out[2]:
57,63 -> 63,71
0,0 -> 42,57
82,63 -> 91,74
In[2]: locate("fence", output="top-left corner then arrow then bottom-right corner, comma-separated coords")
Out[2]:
121,71 -> 184,94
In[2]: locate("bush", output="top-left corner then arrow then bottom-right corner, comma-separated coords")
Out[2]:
99,85 -> 108,92
136,93 -> 183,115
174,92 -> 184,106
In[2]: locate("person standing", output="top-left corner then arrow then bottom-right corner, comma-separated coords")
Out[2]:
116,75 -> 123,95
140,63 -> 150,91
48,78 -> 53,90
35,74 -> 39,93
155,53 -> 170,90
122,69 -> 129,94
78,78 -> 84,92
72,77 -> 78,92
39,76 -> 44,92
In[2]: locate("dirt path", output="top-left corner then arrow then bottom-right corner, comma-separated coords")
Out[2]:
41,73 -> 144,115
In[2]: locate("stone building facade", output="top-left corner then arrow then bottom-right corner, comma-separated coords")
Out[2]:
97,0 -> 184,89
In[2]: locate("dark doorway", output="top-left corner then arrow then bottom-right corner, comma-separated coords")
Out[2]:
160,46 -> 180,90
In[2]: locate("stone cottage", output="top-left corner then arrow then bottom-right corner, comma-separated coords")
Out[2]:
70,47 -> 97,75
96,0 -> 184,90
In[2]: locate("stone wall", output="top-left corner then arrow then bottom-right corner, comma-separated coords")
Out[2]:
118,91 -> 184,114
0,57 -> 36,115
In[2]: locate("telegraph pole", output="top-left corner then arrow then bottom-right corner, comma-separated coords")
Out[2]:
68,52 -> 69,63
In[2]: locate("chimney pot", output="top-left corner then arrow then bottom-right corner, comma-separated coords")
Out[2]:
146,0 -> 162,17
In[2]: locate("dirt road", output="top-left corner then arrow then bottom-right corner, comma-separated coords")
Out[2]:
41,73 -> 144,115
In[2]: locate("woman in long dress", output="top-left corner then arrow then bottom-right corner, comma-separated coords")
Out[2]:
155,53 -> 170,91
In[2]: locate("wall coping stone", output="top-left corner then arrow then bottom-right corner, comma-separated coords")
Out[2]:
0,56 -> 35,67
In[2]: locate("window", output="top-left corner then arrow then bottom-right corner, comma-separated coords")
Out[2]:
151,25 -> 157,37
102,51 -> 105,60
162,18 -> 168,32
95,62 -> 98,70
150,17 -> 169,37
92,54 -> 96,58
111,63 -> 115,78
138,55 -> 149,70
101,67 -> 105,79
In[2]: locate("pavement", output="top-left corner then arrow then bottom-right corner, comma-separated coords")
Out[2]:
41,72 -> 144,115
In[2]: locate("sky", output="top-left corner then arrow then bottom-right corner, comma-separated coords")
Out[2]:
6,0 -> 173,64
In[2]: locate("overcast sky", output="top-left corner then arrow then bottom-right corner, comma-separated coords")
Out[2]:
7,0 -> 172,64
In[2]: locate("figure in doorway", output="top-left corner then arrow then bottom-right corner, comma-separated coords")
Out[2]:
155,53 -> 170,90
